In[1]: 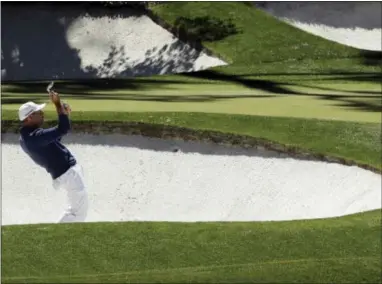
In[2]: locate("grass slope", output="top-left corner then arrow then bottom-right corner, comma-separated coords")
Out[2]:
149,2 -> 380,73
2,210 -> 381,283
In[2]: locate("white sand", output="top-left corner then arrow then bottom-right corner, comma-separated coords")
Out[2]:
2,133 -> 381,225
279,21 -> 381,52
65,12 -> 227,77
1,3 -> 226,81
256,2 -> 382,51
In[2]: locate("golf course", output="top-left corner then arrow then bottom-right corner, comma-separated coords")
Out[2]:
1,2 -> 381,283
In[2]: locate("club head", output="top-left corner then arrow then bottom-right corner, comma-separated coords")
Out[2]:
47,81 -> 55,93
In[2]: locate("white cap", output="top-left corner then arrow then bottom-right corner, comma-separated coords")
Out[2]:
18,101 -> 46,121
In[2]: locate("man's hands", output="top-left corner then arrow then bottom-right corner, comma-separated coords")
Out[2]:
49,91 -> 71,115
49,91 -> 61,106
63,103 -> 72,114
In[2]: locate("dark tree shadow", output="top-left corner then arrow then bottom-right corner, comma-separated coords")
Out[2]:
181,69 -> 381,112
198,69 -> 382,85
360,50 -> 382,67
0,92 -> 277,105
1,2 -> 99,82
295,82 -> 381,95
314,95 -> 381,112
314,73 -> 382,84
183,69 -> 297,94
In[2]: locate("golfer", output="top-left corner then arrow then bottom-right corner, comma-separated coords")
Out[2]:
18,91 -> 88,223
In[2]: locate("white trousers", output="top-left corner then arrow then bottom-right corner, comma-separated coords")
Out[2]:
52,164 -> 88,223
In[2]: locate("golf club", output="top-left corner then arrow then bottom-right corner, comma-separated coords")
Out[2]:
46,81 -> 55,93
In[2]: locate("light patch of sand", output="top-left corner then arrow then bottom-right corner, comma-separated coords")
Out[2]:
2,133 -> 381,225
256,2 -> 382,51
278,20 -> 381,51
65,14 -> 227,78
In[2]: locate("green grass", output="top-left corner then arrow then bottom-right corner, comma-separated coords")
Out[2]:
149,2 -> 380,73
1,2 -> 382,283
2,210 -> 381,283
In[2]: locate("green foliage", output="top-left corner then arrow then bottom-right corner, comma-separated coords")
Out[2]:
174,16 -> 239,42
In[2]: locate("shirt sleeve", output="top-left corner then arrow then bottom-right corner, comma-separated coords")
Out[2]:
27,114 -> 71,146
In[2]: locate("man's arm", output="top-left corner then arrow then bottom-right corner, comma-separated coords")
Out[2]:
28,114 -> 70,146
27,100 -> 71,146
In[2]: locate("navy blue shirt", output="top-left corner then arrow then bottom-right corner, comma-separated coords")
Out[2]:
19,114 -> 76,179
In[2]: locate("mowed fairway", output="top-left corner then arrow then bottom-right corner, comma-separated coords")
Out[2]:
2,79 -> 381,123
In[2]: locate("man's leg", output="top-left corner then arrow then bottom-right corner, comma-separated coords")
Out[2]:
58,164 -> 88,223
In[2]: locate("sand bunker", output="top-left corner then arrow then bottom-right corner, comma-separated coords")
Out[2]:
255,2 -> 382,51
2,133 -> 381,225
1,3 -> 226,81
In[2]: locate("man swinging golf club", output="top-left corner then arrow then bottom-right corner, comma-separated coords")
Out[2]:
18,83 -> 88,223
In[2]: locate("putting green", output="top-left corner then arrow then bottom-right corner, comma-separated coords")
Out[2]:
2,80 -> 380,123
